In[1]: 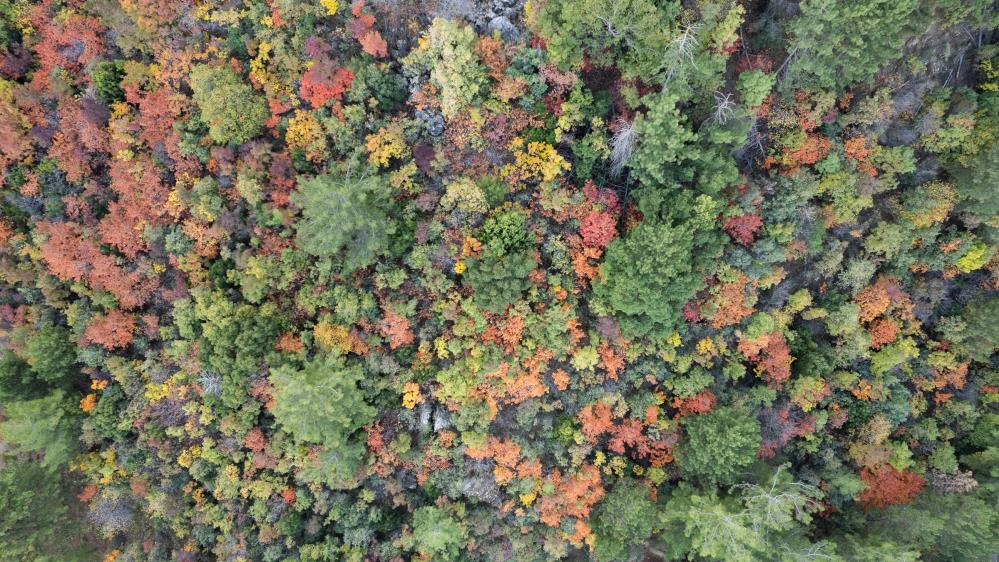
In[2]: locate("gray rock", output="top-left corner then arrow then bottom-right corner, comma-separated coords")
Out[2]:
881,125 -> 918,148
418,402 -> 433,429
915,155 -> 940,185
891,90 -> 921,117
416,109 -> 445,137
488,16 -> 519,43
461,461 -> 501,505
433,407 -> 452,432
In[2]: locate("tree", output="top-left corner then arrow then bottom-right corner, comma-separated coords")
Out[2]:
291,172 -> 400,273
402,18 -> 487,117
836,537 -> 920,562
189,64 -> 267,144
270,354 -> 375,451
23,325 -> 77,387
629,90 -> 746,199
594,194 -> 724,338
91,60 -> 125,103
464,251 -> 535,313
956,296 -> 999,362
787,0 -> 920,91
411,506 -> 468,561
0,351 -> 44,402
271,355 -> 375,489
0,461 -> 91,562
734,465 -> 823,534
736,70 -> 775,109
660,483 -> 765,562
0,390 -> 79,469
591,481 -> 657,562
528,0 -> 678,79
628,90 -> 696,190
949,139 -> 999,221
188,289 -> 282,413
857,491 -> 999,562
464,207 -> 537,312
676,406 -> 761,487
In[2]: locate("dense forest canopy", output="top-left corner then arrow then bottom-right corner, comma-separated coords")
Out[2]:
0,0 -> 998,560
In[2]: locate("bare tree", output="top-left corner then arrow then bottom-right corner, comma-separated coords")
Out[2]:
661,23 -> 701,84
610,118 -> 636,177
713,91 -> 736,124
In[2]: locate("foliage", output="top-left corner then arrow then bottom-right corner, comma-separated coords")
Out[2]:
529,0 -> 678,78
403,18 -> 487,117
591,481 -> 657,562
630,89 -> 747,202
0,390 -> 79,469
270,354 -> 375,450
788,0 -> 920,91
0,461 -> 90,562
189,64 -> 267,144
676,406 -> 761,487
292,172 -> 400,273
1,2 -> 997,560
464,250 -> 535,313
595,194 -> 724,337
737,70 -> 774,109
410,506 -> 468,561
949,139 -> 999,220
957,296 -> 999,362
22,324 -> 77,387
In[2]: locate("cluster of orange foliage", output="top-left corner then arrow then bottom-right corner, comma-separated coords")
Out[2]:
577,402 -> 672,463
83,310 -> 136,350
844,136 -> 877,176
780,134 -> 832,174
467,436 -> 526,485
672,390 -> 716,417
378,308 -> 415,349
858,465 -> 925,508
739,330 -> 793,388
701,272 -> 757,328
30,9 -> 105,90
856,277 -> 917,345
597,344 -> 624,380
856,282 -> 892,323
39,222 -> 158,310
244,427 -> 267,452
481,312 -> 525,353
349,1 -> 388,58
868,318 -> 899,349
275,331 -> 305,353
571,245 -> 603,283
477,35 -> 509,80
723,213 -> 763,246
534,464 -> 605,530
480,353 -> 552,407
579,211 -> 618,249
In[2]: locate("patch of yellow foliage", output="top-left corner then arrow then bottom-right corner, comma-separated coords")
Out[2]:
402,382 -> 423,409
285,110 -> 328,163
365,123 -> 409,167
504,138 -> 570,183
314,321 -> 350,352
320,0 -> 338,16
